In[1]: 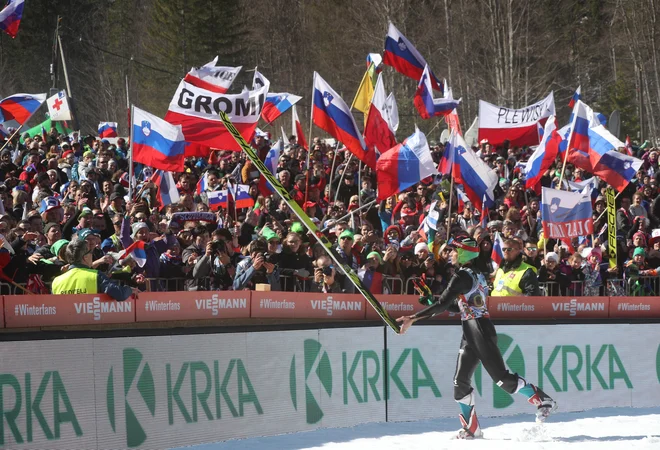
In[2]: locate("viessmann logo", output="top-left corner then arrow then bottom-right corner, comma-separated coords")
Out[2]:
289,339 -> 333,424
107,348 -> 156,448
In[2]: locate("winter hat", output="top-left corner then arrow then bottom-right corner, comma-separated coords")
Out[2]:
589,247 -> 603,262
339,229 -> 355,240
51,239 -> 69,259
366,251 -> 383,265
649,229 -> 660,247
634,247 -> 646,258
414,242 -> 429,255
131,222 -> 149,238
633,231 -> 647,246
290,222 -> 305,234
261,226 -> 279,242
545,252 -> 559,263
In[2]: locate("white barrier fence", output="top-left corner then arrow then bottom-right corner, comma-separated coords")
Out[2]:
0,324 -> 658,449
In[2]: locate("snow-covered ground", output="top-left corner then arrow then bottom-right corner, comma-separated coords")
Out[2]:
173,407 -> 660,450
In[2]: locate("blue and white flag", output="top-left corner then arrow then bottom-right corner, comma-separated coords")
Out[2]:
541,187 -> 594,239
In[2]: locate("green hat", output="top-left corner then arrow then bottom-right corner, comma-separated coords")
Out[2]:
634,247 -> 646,258
291,222 -> 304,234
78,207 -> 93,219
367,251 -> 382,265
51,239 -> 69,259
77,228 -> 99,241
261,226 -> 279,242
339,229 -> 355,240
83,150 -> 95,159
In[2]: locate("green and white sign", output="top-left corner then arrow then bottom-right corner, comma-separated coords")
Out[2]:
0,324 -> 657,449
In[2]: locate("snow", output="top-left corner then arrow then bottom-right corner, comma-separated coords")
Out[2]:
172,407 -> 660,450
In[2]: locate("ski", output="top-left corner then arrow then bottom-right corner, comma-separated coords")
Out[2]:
219,111 -> 401,334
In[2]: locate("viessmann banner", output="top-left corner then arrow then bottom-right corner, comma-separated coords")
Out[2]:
1,324 -> 659,449
1,293 -> 660,327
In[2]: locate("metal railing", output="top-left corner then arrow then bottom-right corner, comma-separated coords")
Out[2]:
5,273 -> 660,297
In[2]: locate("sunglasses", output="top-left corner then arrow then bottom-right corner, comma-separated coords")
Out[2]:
525,247 -> 538,251
502,247 -> 517,253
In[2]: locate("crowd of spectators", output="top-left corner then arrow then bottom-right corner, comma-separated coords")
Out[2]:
0,126 -> 659,298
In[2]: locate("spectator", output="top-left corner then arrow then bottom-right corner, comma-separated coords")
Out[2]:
233,239 -> 281,290
51,235 -> 137,301
492,238 -> 540,296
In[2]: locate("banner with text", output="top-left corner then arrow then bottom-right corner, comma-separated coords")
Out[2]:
478,92 -> 555,147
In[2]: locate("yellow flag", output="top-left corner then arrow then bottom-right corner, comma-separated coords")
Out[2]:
351,64 -> 376,115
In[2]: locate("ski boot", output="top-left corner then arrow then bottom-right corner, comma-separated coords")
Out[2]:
519,383 -> 558,423
456,392 -> 484,439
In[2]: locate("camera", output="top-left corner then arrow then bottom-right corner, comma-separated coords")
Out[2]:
322,265 -> 334,276
210,240 -> 225,253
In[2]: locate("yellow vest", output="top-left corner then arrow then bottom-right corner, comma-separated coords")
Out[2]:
492,262 -> 536,296
52,267 -> 98,295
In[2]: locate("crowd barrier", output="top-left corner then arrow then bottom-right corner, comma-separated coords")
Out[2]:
1,291 -> 659,328
6,275 -> 660,297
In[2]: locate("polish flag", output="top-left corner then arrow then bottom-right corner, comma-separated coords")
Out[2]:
364,73 -> 396,159
291,105 -> 308,150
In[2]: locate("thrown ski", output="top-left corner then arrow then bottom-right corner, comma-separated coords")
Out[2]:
219,111 -> 400,334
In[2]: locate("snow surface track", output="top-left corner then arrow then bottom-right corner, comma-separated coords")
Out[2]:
173,407 -> 660,450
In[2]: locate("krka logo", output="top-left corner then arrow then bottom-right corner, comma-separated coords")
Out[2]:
289,339 -> 333,424
107,348 -> 156,448
474,333 -> 525,409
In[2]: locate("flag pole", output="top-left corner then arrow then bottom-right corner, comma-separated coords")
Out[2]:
446,175 -> 454,241
557,146 -> 570,191
358,161 -> 362,209
125,74 -> 130,134
128,105 -> 134,201
321,200 -> 376,231
328,141 -> 339,194
335,153 -> 354,203
0,125 -> 23,154
304,76 -> 315,204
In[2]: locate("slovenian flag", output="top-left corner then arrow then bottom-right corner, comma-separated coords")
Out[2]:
0,0 -> 24,39
313,72 -> 373,168
0,93 -> 46,125
414,65 -> 460,119
262,93 -> 302,124
151,169 -> 180,207
383,22 -> 442,91
208,190 -> 228,211
444,131 -> 499,211
524,115 -> 562,194
258,139 -> 282,197
121,241 -> 147,268
566,100 -> 642,192
491,232 -> 505,267
132,106 -> 186,172
98,122 -> 118,138
228,182 -> 255,209
375,128 -> 438,201
568,85 -> 581,109
196,172 -> 207,194
358,268 -> 383,294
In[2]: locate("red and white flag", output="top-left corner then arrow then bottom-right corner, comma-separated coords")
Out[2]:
165,74 -> 270,153
625,135 -> 633,156
478,92 -> 555,147
364,73 -> 396,159
291,105 -> 308,150
183,56 -> 241,94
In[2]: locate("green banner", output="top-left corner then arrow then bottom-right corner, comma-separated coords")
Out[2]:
21,118 -> 73,142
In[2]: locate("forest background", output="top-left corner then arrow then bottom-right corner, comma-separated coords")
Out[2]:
3,0 -> 656,141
